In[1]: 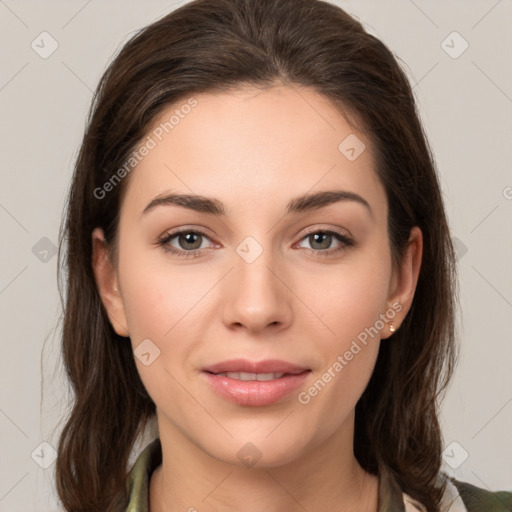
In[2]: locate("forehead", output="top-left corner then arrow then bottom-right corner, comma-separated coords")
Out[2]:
122,85 -> 386,219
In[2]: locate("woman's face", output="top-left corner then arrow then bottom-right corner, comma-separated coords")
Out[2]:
94,84 -> 421,467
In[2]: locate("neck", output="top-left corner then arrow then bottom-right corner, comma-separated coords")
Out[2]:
149,413 -> 379,512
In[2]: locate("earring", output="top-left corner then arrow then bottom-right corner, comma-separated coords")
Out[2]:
114,284 -> 118,292
389,324 -> 396,333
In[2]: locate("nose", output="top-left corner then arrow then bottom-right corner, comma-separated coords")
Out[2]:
221,242 -> 293,334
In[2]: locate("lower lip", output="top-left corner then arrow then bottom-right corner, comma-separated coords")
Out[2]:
202,371 -> 311,406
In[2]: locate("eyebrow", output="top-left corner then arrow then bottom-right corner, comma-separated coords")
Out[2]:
142,189 -> 373,219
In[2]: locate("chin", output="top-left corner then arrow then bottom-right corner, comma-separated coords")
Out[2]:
203,432 -> 311,469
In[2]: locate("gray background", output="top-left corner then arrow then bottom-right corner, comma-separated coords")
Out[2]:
0,0 -> 511,510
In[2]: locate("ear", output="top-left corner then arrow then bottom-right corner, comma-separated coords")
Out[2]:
91,227 -> 130,337
381,226 -> 423,339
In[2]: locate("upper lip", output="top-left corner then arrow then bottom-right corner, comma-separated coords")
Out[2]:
202,359 -> 310,375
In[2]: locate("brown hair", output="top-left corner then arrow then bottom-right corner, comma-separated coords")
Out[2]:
55,0 -> 459,510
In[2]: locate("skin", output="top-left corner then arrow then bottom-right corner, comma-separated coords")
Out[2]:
92,84 -> 422,512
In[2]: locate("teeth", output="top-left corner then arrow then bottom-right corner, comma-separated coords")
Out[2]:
216,372 -> 285,381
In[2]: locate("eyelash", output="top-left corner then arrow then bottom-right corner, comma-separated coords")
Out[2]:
157,228 -> 354,259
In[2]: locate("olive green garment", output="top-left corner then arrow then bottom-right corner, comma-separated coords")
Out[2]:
125,438 -> 512,512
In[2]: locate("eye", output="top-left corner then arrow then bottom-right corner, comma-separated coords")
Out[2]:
296,229 -> 354,257
158,227 -> 354,259
158,229 -> 215,258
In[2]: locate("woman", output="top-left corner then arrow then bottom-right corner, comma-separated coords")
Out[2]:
55,0 -> 512,511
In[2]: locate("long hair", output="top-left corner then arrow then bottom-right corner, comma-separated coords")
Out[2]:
55,0 -> 459,510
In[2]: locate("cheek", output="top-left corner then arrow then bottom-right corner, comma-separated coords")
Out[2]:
293,249 -> 390,408
296,266 -> 387,430
118,242 -> 209,341
116,244 -> 216,392
121,278 -> 172,342
117,252 -> 204,404
298,256 -> 391,344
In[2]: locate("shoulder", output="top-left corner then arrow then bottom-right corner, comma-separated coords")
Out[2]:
398,470 -> 511,512
448,476 -> 512,512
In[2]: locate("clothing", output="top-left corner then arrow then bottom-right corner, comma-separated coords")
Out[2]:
125,438 -> 512,511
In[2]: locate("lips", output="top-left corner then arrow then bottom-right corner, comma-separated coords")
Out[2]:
202,358 -> 310,375
201,359 -> 311,406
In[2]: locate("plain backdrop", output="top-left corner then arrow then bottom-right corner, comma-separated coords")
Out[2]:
0,1 -> 511,510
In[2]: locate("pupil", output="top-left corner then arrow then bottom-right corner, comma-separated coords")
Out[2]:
182,232 -> 201,249
312,233 -> 330,249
